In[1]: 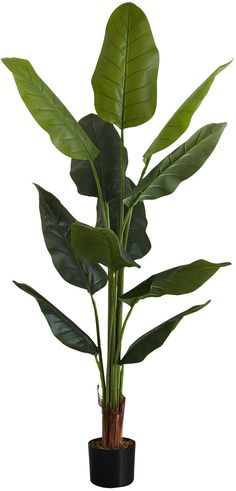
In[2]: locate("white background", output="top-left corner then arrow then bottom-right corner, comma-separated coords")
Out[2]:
0,0 -> 235,489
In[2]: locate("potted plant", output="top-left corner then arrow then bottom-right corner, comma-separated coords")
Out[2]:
2,2 -> 231,488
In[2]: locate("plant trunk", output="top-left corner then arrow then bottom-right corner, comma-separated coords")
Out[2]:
102,396 -> 126,448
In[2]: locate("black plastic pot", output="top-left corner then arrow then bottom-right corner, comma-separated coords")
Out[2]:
88,437 -> 136,488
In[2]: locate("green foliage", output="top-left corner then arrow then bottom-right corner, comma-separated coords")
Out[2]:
71,221 -> 140,270
143,61 -> 232,163
35,184 -> 107,294
121,260 -> 231,306
71,113 -> 128,201
2,58 -> 98,161
124,123 -> 226,206
4,2 -> 231,422
14,282 -> 98,355
120,301 -> 210,364
92,2 -> 159,129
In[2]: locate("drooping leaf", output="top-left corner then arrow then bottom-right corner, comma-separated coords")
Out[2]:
2,58 -> 98,161
143,60 -> 232,163
120,301 -> 210,364
71,113 -> 128,201
14,282 -> 98,355
92,2 -> 159,129
71,221 -> 140,270
124,123 -> 226,206
96,178 -> 151,260
35,185 -> 107,294
121,260 -> 231,305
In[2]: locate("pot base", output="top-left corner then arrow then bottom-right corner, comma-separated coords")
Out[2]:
88,437 -> 135,488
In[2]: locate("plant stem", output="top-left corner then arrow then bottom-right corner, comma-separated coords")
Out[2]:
89,159 -> 108,228
114,127 -> 126,402
106,268 -> 116,406
90,294 -> 106,399
139,158 -> 150,183
114,304 -> 135,364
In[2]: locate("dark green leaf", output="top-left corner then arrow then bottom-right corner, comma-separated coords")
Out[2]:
92,2 -> 159,129
14,282 -> 98,355
2,58 -> 98,161
143,60 -> 232,162
71,221 -> 140,270
120,301 -> 210,364
70,113 -> 128,201
35,185 -> 107,294
125,123 -> 226,206
96,178 -> 151,260
121,260 -> 231,305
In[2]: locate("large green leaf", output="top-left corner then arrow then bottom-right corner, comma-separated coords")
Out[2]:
2,58 -> 98,161
143,61 -> 231,163
71,222 -> 140,270
35,185 -> 107,294
96,178 -> 151,260
121,260 -> 230,306
92,2 -> 159,129
70,113 -> 128,201
124,123 -> 226,206
14,282 -> 98,355
120,301 -> 210,364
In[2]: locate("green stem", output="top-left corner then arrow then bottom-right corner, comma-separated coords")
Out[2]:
120,365 -> 124,395
106,268 -> 116,407
90,294 -> 106,399
139,158 -> 150,183
120,205 -> 134,244
89,159 -> 108,228
114,304 -> 135,364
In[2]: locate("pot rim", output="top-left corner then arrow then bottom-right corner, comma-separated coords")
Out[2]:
88,437 -> 135,451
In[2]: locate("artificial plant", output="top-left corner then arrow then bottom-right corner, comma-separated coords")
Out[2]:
3,2 -> 231,449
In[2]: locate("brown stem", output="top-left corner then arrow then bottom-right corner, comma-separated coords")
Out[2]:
102,396 -> 126,448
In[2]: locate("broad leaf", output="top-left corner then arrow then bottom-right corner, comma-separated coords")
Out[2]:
120,301 -> 210,364
92,2 -> 159,129
71,222 -> 140,270
96,178 -> 151,260
2,58 -> 98,161
143,60 -> 231,163
14,282 -> 98,355
124,123 -> 226,206
35,185 -> 107,294
121,260 -> 230,305
70,113 -> 128,201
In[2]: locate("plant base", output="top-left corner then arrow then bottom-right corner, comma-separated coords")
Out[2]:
88,437 -> 135,488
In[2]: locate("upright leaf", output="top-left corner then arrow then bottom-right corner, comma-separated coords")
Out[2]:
125,123 -> 226,206
92,2 -> 159,128
2,58 -> 98,161
14,282 -> 98,355
121,260 -> 231,305
70,113 -> 128,200
35,185 -> 107,294
96,178 -> 151,260
143,60 -> 231,162
120,301 -> 210,364
71,222 -> 140,270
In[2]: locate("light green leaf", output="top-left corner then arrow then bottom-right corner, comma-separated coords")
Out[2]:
2,58 -> 99,161
121,260 -> 231,306
124,123 -> 226,206
92,2 -> 159,129
120,301 -> 210,364
143,60 -> 232,163
14,282 -> 98,355
71,222 -> 140,270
